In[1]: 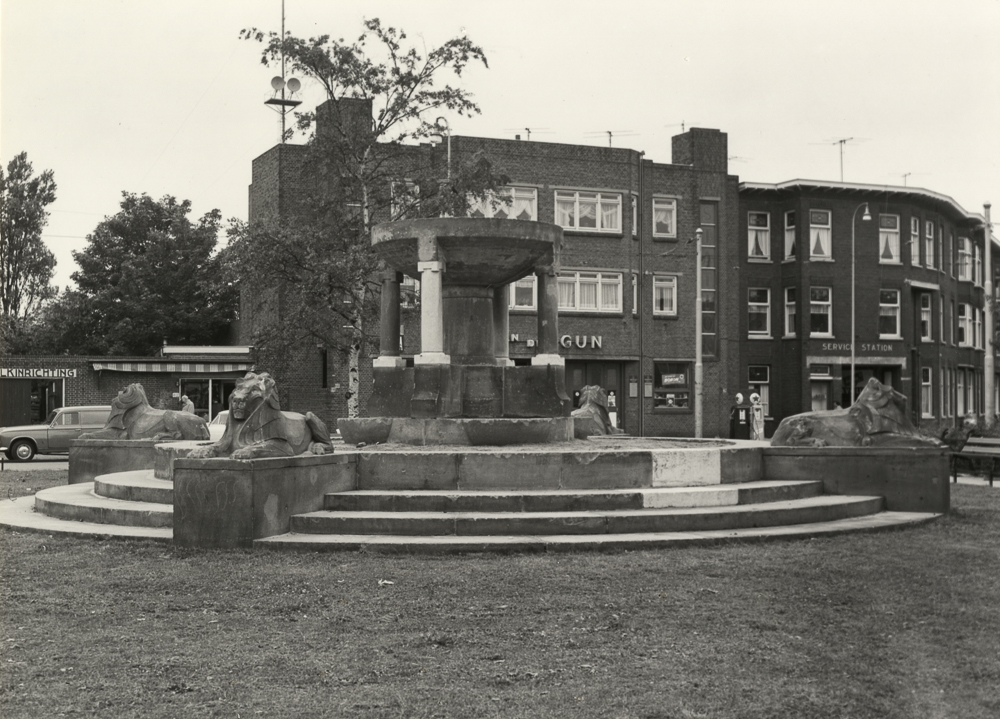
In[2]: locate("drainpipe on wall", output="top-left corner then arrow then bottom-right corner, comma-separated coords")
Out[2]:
984,203 -> 994,429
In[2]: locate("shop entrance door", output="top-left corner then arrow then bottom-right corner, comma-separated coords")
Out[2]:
180,378 -> 239,421
565,361 -> 623,428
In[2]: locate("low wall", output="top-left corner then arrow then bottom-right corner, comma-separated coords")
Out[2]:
172,453 -> 357,548
762,446 -> 950,513
69,439 -> 161,484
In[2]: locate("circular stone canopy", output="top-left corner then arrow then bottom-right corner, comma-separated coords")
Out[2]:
371,218 -> 562,286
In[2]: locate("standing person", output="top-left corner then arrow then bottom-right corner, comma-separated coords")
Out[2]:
181,395 -> 195,414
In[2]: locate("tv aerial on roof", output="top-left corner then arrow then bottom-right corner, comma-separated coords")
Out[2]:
665,121 -> 702,132
810,137 -> 870,182
503,127 -> 552,141
585,130 -> 638,147
890,171 -> 928,187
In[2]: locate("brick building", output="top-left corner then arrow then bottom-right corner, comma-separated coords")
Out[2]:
738,180 -> 993,434
243,99 -> 741,437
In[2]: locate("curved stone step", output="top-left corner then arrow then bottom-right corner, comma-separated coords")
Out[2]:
94,470 -> 172,504
292,495 -> 884,537
0,496 -> 172,541
34,483 -> 173,528
258,511 -> 942,553
324,480 -> 822,513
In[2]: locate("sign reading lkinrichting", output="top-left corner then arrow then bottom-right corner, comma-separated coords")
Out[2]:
0,368 -> 78,378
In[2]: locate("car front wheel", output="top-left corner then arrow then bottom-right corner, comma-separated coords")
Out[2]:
9,440 -> 35,462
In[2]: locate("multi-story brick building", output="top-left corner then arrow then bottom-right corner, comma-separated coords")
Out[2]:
738,180 -> 993,435
243,98 -> 995,438
244,98 -> 741,437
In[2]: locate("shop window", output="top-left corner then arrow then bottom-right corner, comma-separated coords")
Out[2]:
557,271 -> 622,312
555,190 -> 621,233
652,275 -> 677,316
468,186 -> 537,221
748,212 -> 770,259
748,288 -> 770,336
809,210 -> 831,259
910,217 -> 921,266
784,287 -> 796,337
654,362 -> 690,409
784,211 -> 796,259
652,198 -> 677,238
748,365 -> 771,417
809,287 -> 832,337
509,275 -> 536,310
878,289 -> 901,338
920,294 -> 932,341
879,214 -> 900,263
924,220 -> 935,269
921,367 -> 933,417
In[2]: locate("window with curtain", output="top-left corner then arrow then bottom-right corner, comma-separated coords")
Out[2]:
910,217 -> 921,266
784,211 -> 797,259
652,198 -> 677,238
748,212 -> 770,259
879,214 -> 900,263
958,237 -> 972,280
879,289 -> 900,338
508,276 -> 536,310
468,186 -> 537,221
748,288 -> 770,335
920,293 -> 932,341
557,271 -> 621,312
653,275 -> 677,316
809,210 -> 832,259
921,367 -> 933,417
554,191 -> 620,232
925,221 -> 936,269
784,287 -> 797,337
809,287 -> 832,336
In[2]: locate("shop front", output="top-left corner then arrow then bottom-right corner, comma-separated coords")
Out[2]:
0,367 -> 76,426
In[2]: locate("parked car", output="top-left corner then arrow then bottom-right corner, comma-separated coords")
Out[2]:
0,405 -> 111,461
208,410 -> 229,441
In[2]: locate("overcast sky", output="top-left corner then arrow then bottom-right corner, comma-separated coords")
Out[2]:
3,0 -> 998,290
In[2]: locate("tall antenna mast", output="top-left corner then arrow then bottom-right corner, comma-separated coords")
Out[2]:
264,0 -> 302,143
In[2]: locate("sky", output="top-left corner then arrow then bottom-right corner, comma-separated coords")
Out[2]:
2,0 -> 998,291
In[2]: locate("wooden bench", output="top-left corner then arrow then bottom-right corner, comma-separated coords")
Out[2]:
950,437 -> 1000,487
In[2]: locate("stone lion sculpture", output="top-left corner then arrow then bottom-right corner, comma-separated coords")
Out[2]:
770,378 -> 943,448
188,372 -> 334,460
80,384 -> 210,442
572,385 -> 623,439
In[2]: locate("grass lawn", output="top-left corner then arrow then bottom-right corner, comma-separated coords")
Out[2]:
1,471 -> 998,719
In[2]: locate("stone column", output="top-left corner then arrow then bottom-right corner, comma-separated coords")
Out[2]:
494,284 -> 513,366
532,265 -> 563,366
414,260 -> 450,365
373,270 -> 405,368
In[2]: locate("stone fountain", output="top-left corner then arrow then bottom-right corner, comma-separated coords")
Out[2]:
338,217 -> 574,446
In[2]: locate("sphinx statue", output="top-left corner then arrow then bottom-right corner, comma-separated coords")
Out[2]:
80,384 -> 209,442
770,378 -> 944,448
188,372 -> 334,460
571,385 -> 623,439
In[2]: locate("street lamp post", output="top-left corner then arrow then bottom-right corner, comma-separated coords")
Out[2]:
851,202 -> 872,405
694,227 -> 704,438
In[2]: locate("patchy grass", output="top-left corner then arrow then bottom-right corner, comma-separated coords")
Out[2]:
1,483 -> 998,718
0,470 -> 65,501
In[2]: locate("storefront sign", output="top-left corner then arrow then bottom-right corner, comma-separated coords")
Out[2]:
559,335 -> 603,349
0,368 -> 78,378
508,334 -> 536,347
661,373 -> 685,385
819,342 -> 896,354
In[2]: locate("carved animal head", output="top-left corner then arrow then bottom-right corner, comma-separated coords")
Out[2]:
228,372 -> 281,422
105,384 -> 152,430
577,385 -> 608,409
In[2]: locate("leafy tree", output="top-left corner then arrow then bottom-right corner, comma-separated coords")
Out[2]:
235,18 -> 508,417
0,152 -> 57,351
39,193 -> 237,356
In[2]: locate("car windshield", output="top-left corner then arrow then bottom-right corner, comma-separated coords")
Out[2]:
45,410 -> 58,425
210,412 -> 228,425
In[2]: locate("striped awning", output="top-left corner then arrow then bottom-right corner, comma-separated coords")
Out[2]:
91,361 -> 252,374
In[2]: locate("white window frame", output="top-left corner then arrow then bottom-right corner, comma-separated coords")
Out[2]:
400,274 -> 420,308
632,274 -> 638,316
784,211 -> 796,260
748,212 -> 770,260
558,270 -> 622,313
809,286 -> 833,337
910,217 -> 921,266
920,293 -> 932,341
974,306 -> 983,349
809,210 -> 832,260
468,186 -> 538,221
631,194 -> 638,237
652,198 -> 677,238
555,190 -> 621,233
878,214 -> 900,264
784,287 -> 797,337
878,289 -> 901,339
958,303 -> 972,346
508,274 -> 537,311
958,237 -> 972,281
974,245 -> 983,286
921,366 -> 933,418
748,365 -> 771,418
748,287 -> 771,337
925,220 -> 935,269
652,275 -> 677,316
